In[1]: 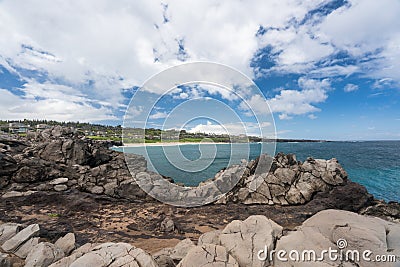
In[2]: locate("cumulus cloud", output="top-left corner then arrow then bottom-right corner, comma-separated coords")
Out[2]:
187,120 -> 269,136
344,83 -> 359,92
0,89 -> 116,122
0,0 -> 399,122
268,77 -> 330,119
149,111 -> 169,119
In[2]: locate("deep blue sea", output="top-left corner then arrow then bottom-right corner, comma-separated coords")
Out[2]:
113,141 -> 400,203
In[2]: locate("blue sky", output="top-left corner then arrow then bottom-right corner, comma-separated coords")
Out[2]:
0,0 -> 399,140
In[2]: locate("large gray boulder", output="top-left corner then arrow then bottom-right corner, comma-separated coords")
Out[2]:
169,238 -> 196,261
197,230 -> 221,246
67,243 -> 158,267
219,215 -> 283,267
54,233 -> 75,255
177,244 -> 239,267
274,209 -> 400,267
0,223 -> 21,245
49,243 -> 99,267
14,237 -> 39,258
25,242 -> 64,267
1,224 -> 40,253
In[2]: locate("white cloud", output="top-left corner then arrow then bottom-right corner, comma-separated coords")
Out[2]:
308,114 -> 317,120
186,120 -> 269,136
0,0 -> 399,122
149,111 -> 169,119
344,83 -> 359,92
267,77 -> 330,119
0,89 -> 116,122
279,114 -> 293,120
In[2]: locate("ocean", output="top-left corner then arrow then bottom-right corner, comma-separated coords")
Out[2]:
113,141 -> 400,203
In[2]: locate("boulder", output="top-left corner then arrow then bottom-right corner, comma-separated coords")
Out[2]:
53,185 -> 68,192
177,244 -> 239,267
153,254 -> 176,267
274,209 -> 400,267
0,223 -> 21,245
197,230 -> 221,246
68,243 -> 158,267
1,224 -> 40,253
160,217 -> 175,232
54,233 -> 75,255
25,242 -> 64,267
49,178 -> 69,185
14,237 -> 39,258
219,215 -> 283,267
49,243 -> 99,267
170,238 -> 196,261
1,190 -> 37,199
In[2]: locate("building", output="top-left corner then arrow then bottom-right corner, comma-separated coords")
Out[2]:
36,124 -> 50,132
9,123 -> 30,134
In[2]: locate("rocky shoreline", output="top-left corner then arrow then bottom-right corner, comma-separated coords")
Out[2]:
0,126 -> 399,266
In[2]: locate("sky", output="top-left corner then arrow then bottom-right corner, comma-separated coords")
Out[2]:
0,0 -> 399,140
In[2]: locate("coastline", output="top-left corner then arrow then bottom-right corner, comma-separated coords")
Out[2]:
117,142 -> 234,147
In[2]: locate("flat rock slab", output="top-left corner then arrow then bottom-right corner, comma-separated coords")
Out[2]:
54,233 -> 75,255
25,242 -> 64,267
0,223 -> 21,245
1,224 -> 40,253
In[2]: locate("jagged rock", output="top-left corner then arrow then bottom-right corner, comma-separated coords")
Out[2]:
361,201 -> 400,222
54,233 -> 75,255
219,215 -> 283,267
25,242 -> 64,267
14,237 -> 39,258
177,244 -> 239,267
160,217 -> 175,232
0,223 -> 21,245
216,153 -> 347,206
197,230 -> 221,246
66,243 -> 157,267
1,224 -> 40,253
170,238 -> 196,261
274,209 -> 400,267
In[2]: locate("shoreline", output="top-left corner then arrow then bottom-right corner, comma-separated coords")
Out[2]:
117,142 -> 235,147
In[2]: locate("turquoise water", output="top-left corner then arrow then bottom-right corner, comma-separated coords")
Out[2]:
114,141 -> 400,202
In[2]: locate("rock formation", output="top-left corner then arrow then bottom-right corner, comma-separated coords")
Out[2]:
1,210 -> 397,266
0,126 -> 357,208
154,209 -> 400,267
0,126 -> 152,202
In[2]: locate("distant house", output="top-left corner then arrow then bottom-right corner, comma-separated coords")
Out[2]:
9,123 -> 30,133
36,124 -> 50,132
